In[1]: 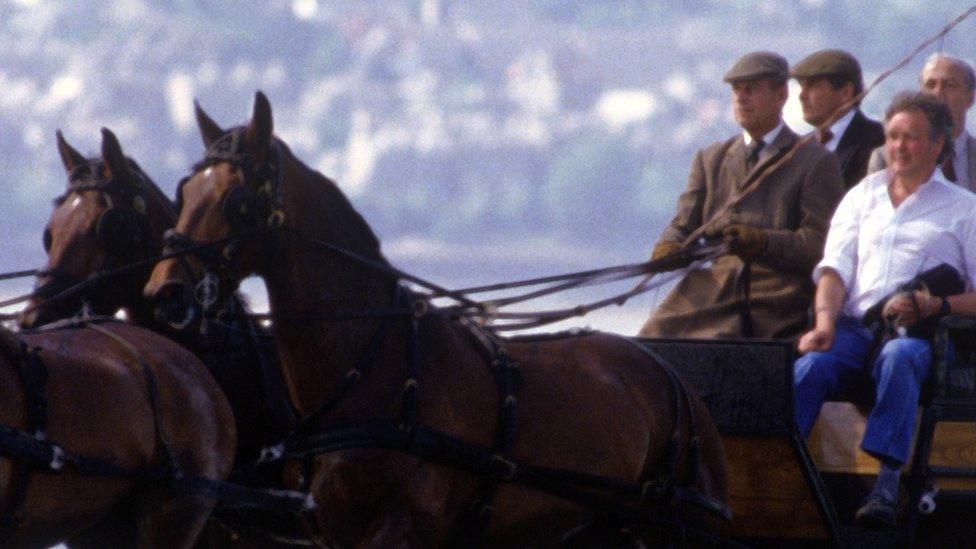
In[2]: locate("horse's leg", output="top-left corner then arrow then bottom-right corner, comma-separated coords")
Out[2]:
133,491 -> 215,549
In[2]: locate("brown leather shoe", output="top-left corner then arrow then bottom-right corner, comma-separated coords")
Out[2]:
855,495 -> 898,527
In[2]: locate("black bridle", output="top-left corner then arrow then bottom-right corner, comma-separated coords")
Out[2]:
162,131 -> 285,323
32,160 -> 156,316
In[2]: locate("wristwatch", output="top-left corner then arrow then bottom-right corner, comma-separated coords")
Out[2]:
938,296 -> 951,317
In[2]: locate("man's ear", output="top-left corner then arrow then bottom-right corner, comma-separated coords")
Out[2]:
774,85 -> 789,111
841,81 -> 857,104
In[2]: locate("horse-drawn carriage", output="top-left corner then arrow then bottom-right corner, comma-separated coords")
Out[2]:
4,92 -> 975,547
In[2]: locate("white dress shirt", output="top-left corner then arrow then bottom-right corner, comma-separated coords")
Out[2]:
819,108 -> 856,152
814,169 -> 976,319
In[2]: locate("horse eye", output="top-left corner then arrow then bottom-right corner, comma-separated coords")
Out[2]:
43,228 -> 52,252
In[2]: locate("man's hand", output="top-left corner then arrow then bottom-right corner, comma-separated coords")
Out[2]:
798,326 -> 835,354
882,290 -> 939,328
651,241 -> 682,262
722,225 -> 767,262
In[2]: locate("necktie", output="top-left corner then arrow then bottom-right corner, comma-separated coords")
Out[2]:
942,154 -> 958,183
817,129 -> 833,146
746,139 -> 765,169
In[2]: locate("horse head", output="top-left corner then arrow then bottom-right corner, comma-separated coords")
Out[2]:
21,129 -> 174,328
146,92 -> 282,329
146,91 -> 391,331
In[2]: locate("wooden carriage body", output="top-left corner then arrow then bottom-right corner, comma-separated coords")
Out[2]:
637,317 -> 976,547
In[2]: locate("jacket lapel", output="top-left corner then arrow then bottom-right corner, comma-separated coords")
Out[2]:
730,125 -> 797,196
746,125 -> 797,181
833,110 -> 865,174
727,135 -> 749,188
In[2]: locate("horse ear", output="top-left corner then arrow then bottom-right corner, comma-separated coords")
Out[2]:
56,130 -> 86,174
195,99 -> 224,148
100,127 -> 130,181
244,91 -> 273,153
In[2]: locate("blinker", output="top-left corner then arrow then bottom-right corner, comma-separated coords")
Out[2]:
96,208 -> 135,253
221,185 -> 256,225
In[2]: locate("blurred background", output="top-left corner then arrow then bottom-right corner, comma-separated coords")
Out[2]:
1,0 -> 975,334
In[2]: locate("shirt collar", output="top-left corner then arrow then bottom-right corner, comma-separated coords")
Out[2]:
822,109 -> 857,150
743,120 -> 785,147
884,165 -> 951,197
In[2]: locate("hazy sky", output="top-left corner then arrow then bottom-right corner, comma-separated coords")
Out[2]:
3,1 -> 976,335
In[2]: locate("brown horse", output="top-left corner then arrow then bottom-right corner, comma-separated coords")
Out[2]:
145,92 -> 729,546
0,321 -> 235,548
21,129 -> 175,329
21,129 -> 293,469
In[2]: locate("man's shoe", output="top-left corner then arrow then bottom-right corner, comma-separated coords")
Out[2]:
855,495 -> 898,528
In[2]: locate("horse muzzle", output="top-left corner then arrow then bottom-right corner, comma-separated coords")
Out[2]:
148,280 -> 197,331
19,301 -> 60,329
19,277 -> 80,328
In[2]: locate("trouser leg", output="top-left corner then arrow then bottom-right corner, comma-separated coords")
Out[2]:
861,337 -> 932,464
793,318 -> 874,438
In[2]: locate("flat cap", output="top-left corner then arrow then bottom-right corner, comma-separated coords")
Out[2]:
723,51 -> 789,84
791,49 -> 863,88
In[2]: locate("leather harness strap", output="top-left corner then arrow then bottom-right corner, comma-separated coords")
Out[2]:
0,335 -> 47,539
86,323 -> 180,473
0,322 -> 312,538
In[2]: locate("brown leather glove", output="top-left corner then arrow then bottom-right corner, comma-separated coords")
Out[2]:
722,225 -> 767,262
651,241 -> 682,262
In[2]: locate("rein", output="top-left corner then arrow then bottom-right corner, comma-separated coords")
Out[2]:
255,225 -> 727,331
0,270 -> 38,282
0,232 -> 248,320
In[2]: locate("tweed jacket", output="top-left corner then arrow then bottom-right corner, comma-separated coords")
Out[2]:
832,110 -> 885,189
867,132 -> 976,193
641,125 -> 845,339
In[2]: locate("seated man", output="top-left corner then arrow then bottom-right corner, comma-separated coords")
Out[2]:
792,49 -> 885,189
868,53 -> 976,191
794,91 -> 976,527
640,51 -> 844,339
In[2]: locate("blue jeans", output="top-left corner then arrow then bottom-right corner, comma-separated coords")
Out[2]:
793,317 -> 932,464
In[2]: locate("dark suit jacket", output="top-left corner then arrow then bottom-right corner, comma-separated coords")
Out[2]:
641,126 -> 845,339
832,110 -> 885,189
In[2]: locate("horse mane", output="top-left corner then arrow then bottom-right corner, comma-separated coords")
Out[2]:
275,139 -> 386,264
186,126 -> 385,265
128,158 -> 178,221
190,128 -> 386,265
